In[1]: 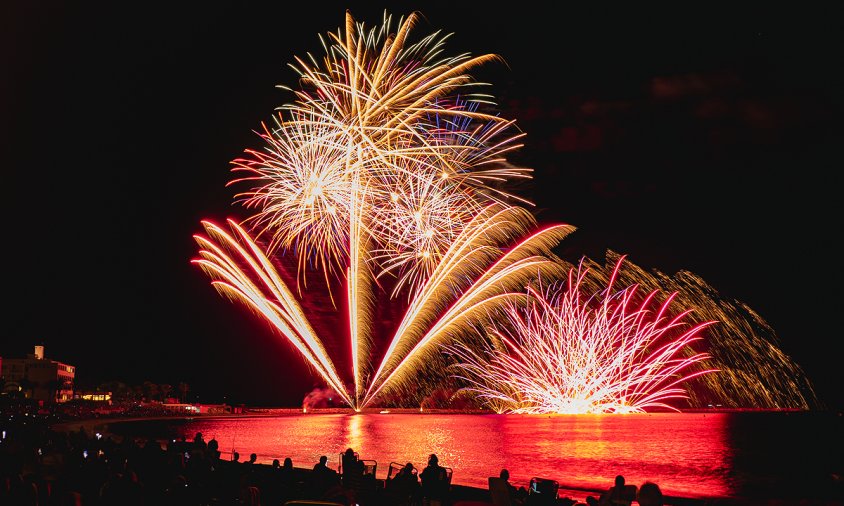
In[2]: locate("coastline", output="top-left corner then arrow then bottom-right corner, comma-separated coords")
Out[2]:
47,410 -> 843,506
48,412 -> 718,506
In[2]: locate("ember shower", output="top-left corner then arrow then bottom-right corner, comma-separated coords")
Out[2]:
193,11 -> 815,412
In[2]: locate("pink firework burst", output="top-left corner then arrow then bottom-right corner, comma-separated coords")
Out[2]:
448,259 -> 717,414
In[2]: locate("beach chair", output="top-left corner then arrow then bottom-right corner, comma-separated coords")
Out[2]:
386,461 -> 418,491
607,485 -> 637,506
337,451 -> 359,475
488,476 -> 513,506
387,461 -> 418,480
360,459 -> 377,478
386,462 -> 420,505
422,466 -> 453,506
388,461 -> 404,480
527,477 -> 559,505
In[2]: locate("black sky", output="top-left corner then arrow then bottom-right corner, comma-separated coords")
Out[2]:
2,3 -> 842,409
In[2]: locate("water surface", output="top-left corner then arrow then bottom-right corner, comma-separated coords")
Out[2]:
107,412 -> 843,500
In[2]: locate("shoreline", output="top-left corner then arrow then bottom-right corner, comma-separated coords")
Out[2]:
51,407 -> 826,435
46,410 -> 844,506
49,413 -> 729,505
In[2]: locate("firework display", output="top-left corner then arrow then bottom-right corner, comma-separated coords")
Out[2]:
576,251 -> 819,410
194,11 -> 814,412
447,260 -> 715,414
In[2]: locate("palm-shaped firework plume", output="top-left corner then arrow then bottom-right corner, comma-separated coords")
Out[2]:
191,10 -> 820,414
193,11 -> 573,409
191,9 -> 826,414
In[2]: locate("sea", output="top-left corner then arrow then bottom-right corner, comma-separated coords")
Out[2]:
104,411 -> 843,502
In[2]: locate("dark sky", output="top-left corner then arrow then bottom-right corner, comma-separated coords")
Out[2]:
2,3 -> 842,409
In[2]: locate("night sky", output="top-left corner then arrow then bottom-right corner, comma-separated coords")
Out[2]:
2,3 -> 842,409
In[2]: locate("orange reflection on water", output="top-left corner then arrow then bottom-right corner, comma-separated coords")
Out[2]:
181,413 -> 731,498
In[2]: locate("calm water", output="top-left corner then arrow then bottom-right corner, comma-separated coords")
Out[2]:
107,412 -> 843,501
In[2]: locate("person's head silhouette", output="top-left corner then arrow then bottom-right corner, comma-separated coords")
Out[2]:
637,482 -> 663,506
319,455 -> 328,465
428,454 -> 438,466
500,469 -> 510,481
615,475 -> 625,488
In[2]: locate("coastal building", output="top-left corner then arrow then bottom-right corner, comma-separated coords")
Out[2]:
0,345 -> 75,403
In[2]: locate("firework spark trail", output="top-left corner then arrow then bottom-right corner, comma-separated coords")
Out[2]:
362,206 -> 575,406
193,220 -> 354,407
230,117 -> 352,286
369,169 -> 483,296
448,260 -> 716,414
194,208 -> 573,409
577,251 -> 819,409
216,12 -> 537,407
193,11 -> 818,412
192,10 -> 817,411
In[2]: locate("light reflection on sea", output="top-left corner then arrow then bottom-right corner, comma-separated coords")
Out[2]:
106,411 -> 843,500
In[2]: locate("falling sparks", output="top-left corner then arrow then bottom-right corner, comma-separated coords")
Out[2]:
576,251 -> 819,410
447,260 -> 716,414
193,10 -> 815,413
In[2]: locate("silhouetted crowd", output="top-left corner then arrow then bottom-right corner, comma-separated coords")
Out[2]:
0,416 -> 468,506
1,415 -> 668,506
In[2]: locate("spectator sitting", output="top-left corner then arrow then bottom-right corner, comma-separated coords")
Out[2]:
420,453 -> 449,505
341,448 -> 363,487
279,457 -> 295,489
500,468 -> 527,505
586,475 -> 636,506
207,438 -> 220,461
312,455 -> 338,489
394,462 -> 419,492
313,455 -> 331,473
636,482 -> 663,506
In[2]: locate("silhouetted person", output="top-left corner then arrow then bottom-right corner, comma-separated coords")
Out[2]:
280,457 -> 295,489
341,448 -> 363,488
232,451 -> 240,463
501,468 -> 527,505
313,455 -> 330,473
399,462 -> 417,480
341,448 -> 357,472
420,453 -> 449,506
207,437 -> 220,461
309,454 -> 340,500
313,455 -> 337,491
587,475 -> 635,506
390,462 -> 420,504
636,482 -> 663,506
244,453 -> 257,465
